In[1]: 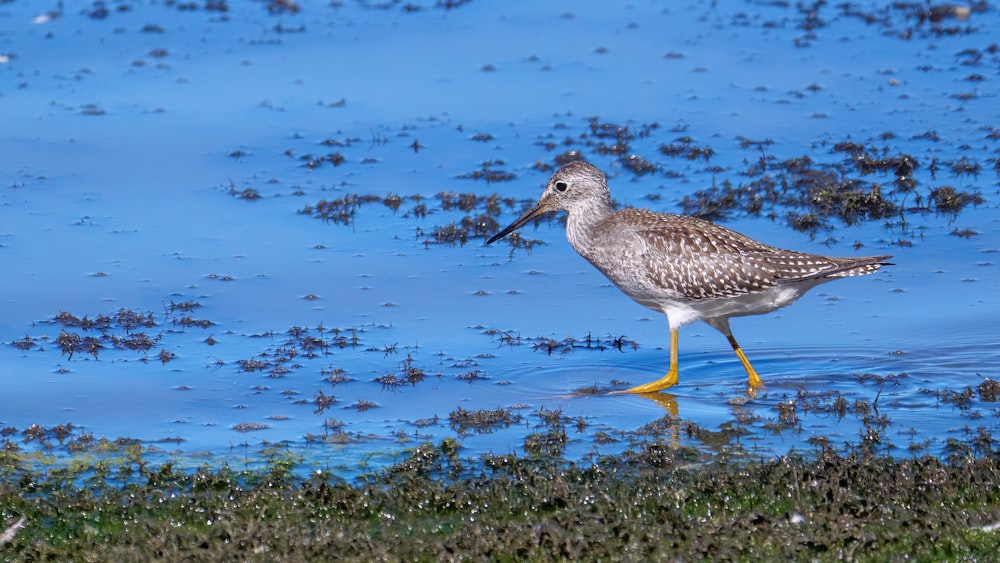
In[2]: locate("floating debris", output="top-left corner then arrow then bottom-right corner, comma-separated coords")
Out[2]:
456,160 -> 516,183
449,406 -> 521,434
348,400 -> 379,412
233,422 -> 269,433
929,185 -> 984,213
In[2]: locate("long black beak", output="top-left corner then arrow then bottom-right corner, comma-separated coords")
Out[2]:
484,202 -> 550,246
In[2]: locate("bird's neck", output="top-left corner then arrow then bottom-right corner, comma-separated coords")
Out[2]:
564,197 -> 613,253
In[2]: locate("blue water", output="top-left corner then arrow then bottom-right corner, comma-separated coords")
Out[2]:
1,1 -> 997,473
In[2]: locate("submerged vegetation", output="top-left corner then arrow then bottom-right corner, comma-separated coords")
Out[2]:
4,373 -> 998,558
1,433 -> 998,560
228,116 -> 993,252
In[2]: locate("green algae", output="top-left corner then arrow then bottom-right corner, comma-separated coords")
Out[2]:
2,435 -> 998,561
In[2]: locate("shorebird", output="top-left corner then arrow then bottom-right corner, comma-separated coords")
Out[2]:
485,160 -> 891,393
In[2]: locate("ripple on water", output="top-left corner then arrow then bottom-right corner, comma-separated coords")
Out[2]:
458,339 -> 997,459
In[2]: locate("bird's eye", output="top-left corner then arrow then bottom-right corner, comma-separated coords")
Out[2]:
555,181 -> 568,192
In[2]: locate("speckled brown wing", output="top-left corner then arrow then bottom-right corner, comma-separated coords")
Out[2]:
616,209 -> 886,301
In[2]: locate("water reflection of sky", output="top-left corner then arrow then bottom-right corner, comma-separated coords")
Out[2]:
2,1 -> 997,472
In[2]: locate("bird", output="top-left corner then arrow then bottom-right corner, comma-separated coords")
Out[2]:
485,160 -> 892,393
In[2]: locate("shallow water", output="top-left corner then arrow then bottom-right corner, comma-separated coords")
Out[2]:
2,1 -> 998,474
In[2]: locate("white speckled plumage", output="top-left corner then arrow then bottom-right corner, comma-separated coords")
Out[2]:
486,161 -> 892,392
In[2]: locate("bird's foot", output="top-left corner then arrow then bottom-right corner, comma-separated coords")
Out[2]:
614,370 -> 679,394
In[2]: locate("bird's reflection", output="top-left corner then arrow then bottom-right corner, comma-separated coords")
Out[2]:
568,385 -> 679,417
631,391 -> 679,418
568,384 -> 760,455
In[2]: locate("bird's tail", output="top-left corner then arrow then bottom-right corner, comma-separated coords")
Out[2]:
827,255 -> 893,277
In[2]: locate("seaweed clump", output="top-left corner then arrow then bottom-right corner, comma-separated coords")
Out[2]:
49,308 -> 161,360
1,435 -> 998,560
677,141 -> 983,238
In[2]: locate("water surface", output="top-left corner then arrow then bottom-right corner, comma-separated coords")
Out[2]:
2,0 -> 998,474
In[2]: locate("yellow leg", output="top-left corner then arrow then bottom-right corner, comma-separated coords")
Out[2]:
624,328 -> 680,393
726,334 -> 764,388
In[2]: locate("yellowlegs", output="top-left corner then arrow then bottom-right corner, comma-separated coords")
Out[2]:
485,161 -> 891,393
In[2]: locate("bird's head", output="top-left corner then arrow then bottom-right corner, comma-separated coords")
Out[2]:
485,160 -> 610,245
